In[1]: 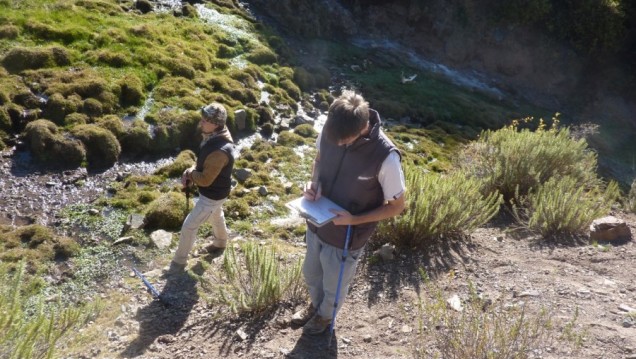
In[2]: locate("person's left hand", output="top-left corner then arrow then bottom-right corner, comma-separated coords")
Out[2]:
330,209 -> 354,226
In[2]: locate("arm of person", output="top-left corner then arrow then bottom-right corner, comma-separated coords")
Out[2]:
331,195 -> 405,226
303,151 -> 322,201
187,150 -> 229,187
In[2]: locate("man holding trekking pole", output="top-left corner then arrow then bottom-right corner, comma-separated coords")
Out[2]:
165,103 -> 236,275
293,90 -> 406,335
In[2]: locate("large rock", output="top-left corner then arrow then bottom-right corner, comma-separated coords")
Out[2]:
589,216 -> 631,241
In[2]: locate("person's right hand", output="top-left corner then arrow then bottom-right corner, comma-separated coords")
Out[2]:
303,181 -> 321,201
181,168 -> 193,188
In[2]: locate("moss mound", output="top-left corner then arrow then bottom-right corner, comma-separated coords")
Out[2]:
70,124 -> 121,168
155,150 -> 196,178
0,224 -> 80,266
1,47 -> 70,73
24,119 -> 86,168
144,192 -> 188,231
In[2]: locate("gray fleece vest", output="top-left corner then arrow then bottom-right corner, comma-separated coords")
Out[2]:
196,135 -> 234,200
308,110 -> 399,250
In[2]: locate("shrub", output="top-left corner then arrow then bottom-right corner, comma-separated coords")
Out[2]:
513,176 -> 620,236
377,167 -> 502,247
144,191 -> 188,231
24,119 -> 86,167
628,179 -> 636,213
71,124 -> 121,168
460,119 -> 599,203
218,242 -> 304,314
0,261 -> 101,359
0,225 -> 80,265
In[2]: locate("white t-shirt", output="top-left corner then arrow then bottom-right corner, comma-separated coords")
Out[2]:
316,132 -> 406,201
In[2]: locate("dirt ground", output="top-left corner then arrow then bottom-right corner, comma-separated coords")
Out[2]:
76,211 -> 636,359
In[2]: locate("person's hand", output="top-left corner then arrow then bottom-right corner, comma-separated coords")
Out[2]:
181,168 -> 193,188
330,209 -> 354,226
303,181 -> 321,201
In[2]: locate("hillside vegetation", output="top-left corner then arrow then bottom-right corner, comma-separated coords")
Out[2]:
0,1 -> 634,358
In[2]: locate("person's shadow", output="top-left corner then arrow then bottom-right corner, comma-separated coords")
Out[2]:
286,330 -> 339,359
121,270 -> 198,357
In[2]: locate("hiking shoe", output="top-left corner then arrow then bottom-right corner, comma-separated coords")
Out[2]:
194,243 -> 226,257
161,261 -> 186,278
291,303 -> 316,326
302,315 -> 331,335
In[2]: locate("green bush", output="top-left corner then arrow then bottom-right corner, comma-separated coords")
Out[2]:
0,261 -> 101,359
95,114 -> 125,139
120,119 -> 151,155
0,24 -> 19,39
628,179 -> 636,213
460,120 -> 599,203
512,176 -> 619,236
377,166 -> 502,247
218,242 -> 304,314
45,93 -> 80,125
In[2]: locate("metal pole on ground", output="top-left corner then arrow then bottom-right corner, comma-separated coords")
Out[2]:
328,225 -> 352,347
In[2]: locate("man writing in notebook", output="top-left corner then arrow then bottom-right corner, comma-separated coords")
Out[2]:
292,90 -> 406,334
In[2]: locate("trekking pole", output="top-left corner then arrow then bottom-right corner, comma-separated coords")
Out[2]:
184,180 -> 191,216
328,225 -> 352,347
131,266 -> 164,303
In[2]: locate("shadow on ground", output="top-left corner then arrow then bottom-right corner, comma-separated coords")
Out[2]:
121,271 -> 199,357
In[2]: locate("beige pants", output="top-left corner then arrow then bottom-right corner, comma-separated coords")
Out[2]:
173,196 -> 228,265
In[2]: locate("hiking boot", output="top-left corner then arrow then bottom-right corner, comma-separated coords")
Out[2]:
194,242 -> 226,258
291,303 -> 316,326
161,261 -> 186,278
302,314 -> 331,335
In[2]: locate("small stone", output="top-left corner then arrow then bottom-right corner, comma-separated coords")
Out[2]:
518,290 -> 540,298
619,304 -> 636,313
236,328 -> 248,341
363,335 -> 372,343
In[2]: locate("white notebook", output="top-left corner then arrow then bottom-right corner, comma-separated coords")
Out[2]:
286,196 -> 345,227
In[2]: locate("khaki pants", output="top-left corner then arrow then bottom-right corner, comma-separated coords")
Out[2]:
173,196 -> 228,265
303,229 -> 364,319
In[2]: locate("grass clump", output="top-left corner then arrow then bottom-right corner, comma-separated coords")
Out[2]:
0,261 -> 103,359
512,176 -> 620,237
377,165 -> 502,247
415,276 -> 581,359
0,224 -> 80,267
217,242 -> 304,314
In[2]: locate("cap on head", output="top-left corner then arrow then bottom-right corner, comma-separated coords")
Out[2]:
201,103 -> 227,126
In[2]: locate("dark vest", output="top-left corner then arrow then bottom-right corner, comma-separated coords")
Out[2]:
196,135 -> 235,200
309,110 -> 399,250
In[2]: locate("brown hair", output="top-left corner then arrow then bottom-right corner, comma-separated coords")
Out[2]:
324,90 -> 369,143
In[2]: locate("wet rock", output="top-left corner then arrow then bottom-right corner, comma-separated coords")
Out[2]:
234,168 -> 253,183
258,186 -> 268,196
